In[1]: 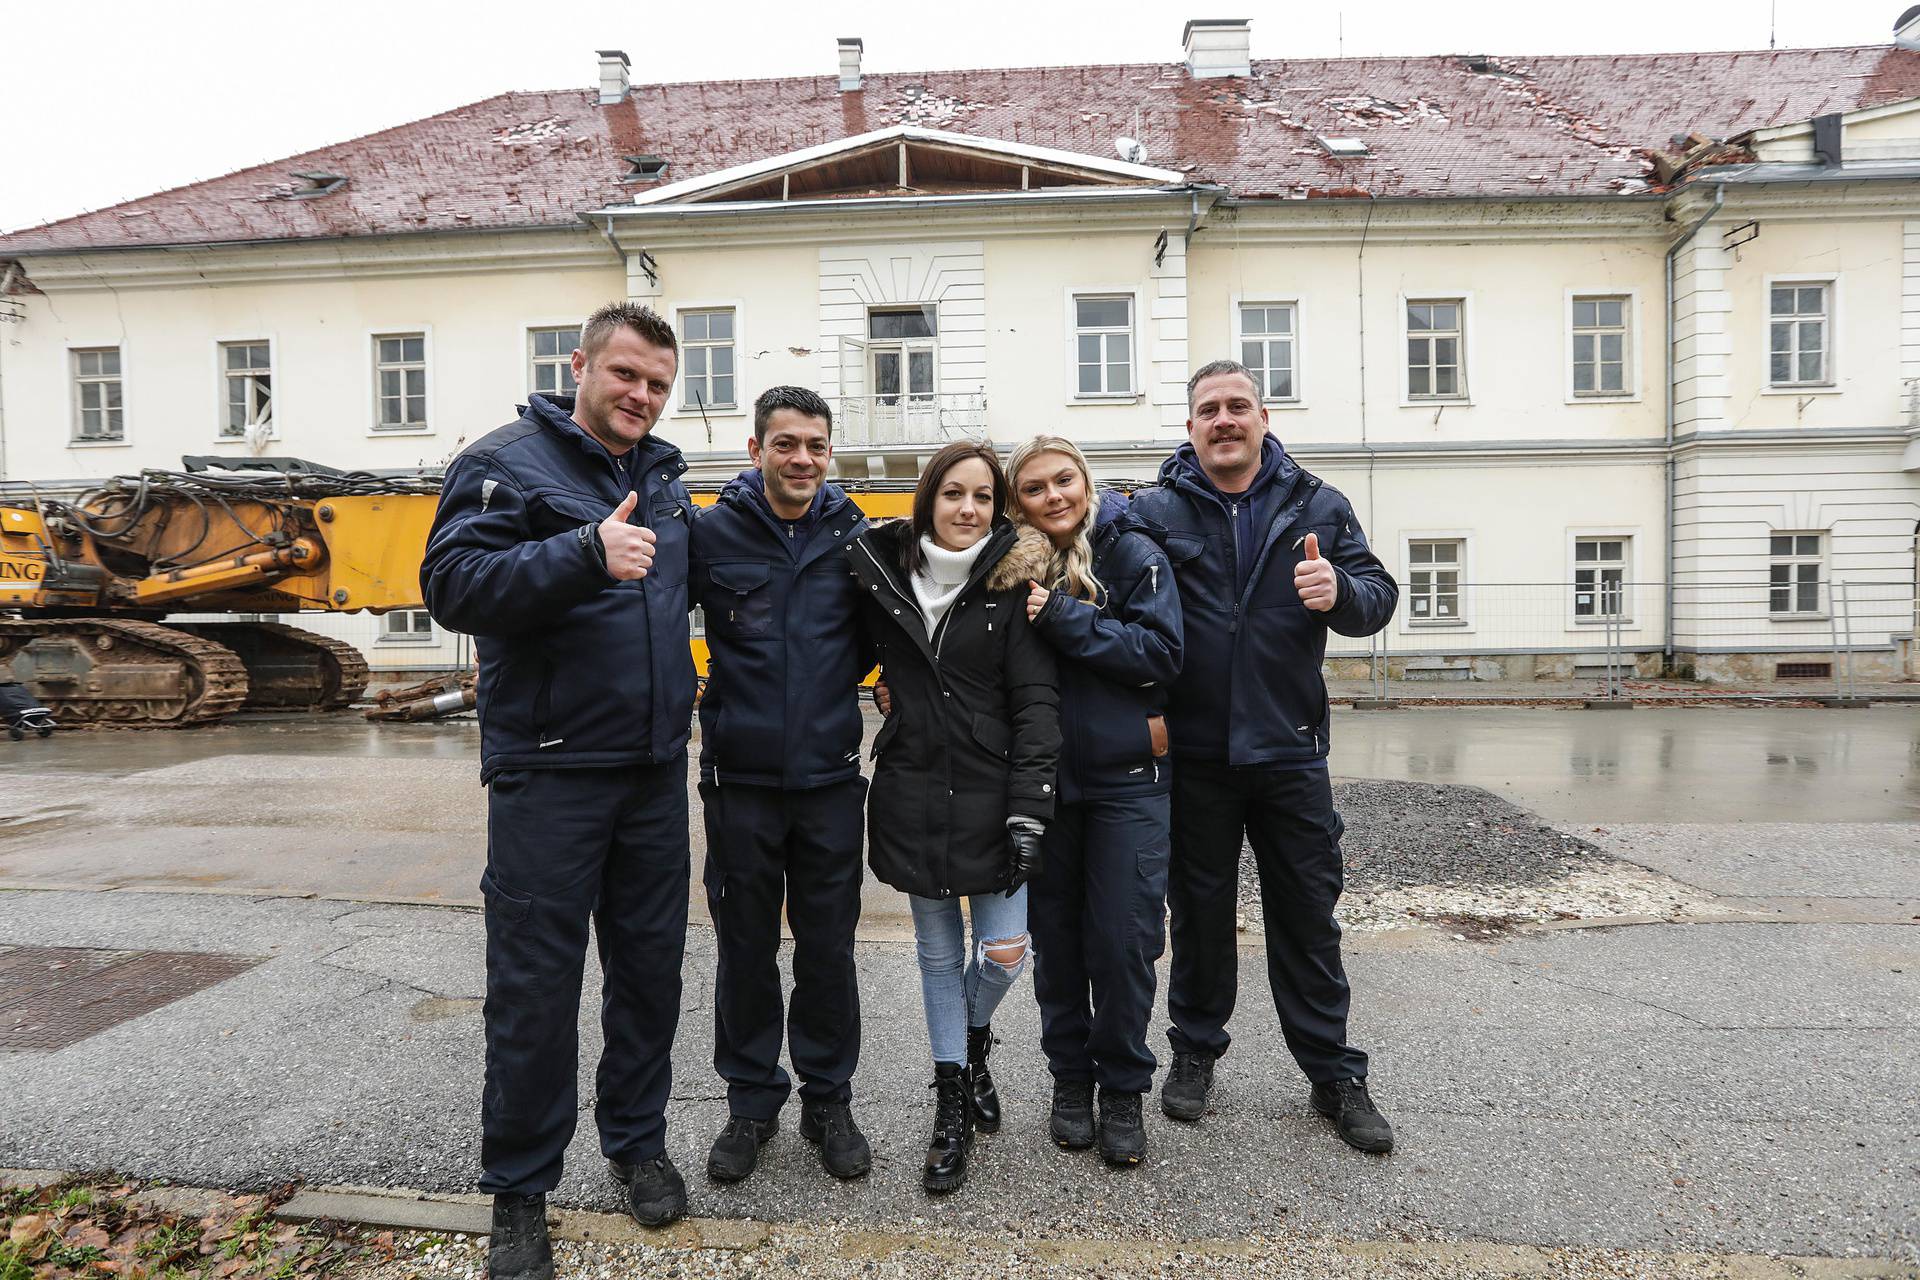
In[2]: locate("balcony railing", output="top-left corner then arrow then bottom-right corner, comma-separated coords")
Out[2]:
830,393 -> 986,446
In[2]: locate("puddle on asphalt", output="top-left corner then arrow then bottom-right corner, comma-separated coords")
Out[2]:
410,996 -> 483,1022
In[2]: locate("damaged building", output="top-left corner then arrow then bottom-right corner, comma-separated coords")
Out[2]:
4,16 -> 1920,684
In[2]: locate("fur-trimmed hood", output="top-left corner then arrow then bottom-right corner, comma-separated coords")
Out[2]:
860,518 -> 1052,594
987,523 -> 1052,592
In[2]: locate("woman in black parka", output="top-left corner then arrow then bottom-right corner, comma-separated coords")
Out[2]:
850,441 -> 1060,1195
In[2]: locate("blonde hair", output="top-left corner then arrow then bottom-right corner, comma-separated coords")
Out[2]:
1006,435 -> 1104,605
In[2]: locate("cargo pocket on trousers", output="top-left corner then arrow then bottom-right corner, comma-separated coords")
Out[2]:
479,867 -> 533,923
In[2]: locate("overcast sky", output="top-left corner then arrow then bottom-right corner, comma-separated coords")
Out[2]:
0,0 -> 1904,233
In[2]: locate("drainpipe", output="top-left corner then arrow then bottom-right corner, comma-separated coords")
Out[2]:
0,262 -> 15,481
1663,183 -> 1724,668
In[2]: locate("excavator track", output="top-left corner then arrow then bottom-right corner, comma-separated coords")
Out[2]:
0,618 -> 250,728
169,621 -> 371,711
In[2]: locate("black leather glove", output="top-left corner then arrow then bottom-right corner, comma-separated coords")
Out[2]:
1006,819 -> 1045,896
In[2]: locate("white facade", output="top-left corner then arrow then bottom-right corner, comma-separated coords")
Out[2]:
4,119 -> 1919,683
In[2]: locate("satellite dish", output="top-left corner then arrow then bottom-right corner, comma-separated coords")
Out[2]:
1899,4 -> 1920,50
1114,136 -> 1148,164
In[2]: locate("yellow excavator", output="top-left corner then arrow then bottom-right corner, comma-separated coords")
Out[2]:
1,457 -> 928,729
0,458 -> 437,727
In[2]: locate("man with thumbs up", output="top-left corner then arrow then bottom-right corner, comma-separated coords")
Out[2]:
1131,359 -> 1400,1156
422,302 -> 697,1279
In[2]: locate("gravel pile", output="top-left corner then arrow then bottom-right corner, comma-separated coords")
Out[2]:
1333,781 -> 1600,890
1233,781 -> 1721,935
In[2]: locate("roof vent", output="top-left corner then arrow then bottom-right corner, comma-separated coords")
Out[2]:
1898,5 -> 1920,49
1316,136 -> 1369,158
838,37 -> 863,92
598,50 -> 630,105
623,154 -> 670,182
1183,18 -> 1250,79
286,171 -> 348,198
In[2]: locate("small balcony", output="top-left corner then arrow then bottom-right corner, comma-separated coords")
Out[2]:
830,393 -> 986,447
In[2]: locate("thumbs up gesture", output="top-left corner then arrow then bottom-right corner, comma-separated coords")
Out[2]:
598,491 -> 657,582
1293,531 -> 1339,612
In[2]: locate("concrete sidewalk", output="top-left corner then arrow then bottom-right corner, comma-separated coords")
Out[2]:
0,870 -> 1913,1263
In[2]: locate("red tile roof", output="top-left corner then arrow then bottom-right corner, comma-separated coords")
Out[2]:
4,44 -> 1916,255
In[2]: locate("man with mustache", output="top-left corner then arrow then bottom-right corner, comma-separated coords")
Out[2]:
1131,359 -> 1400,1154
689,385 -> 875,1184
422,303 -> 697,1280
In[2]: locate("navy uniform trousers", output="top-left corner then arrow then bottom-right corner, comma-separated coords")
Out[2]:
478,759 -> 690,1196
1165,761 -> 1369,1084
699,776 -> 866,1120
1029,792 -> 1171,1094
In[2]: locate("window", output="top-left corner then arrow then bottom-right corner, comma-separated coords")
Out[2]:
373,333 -> 427,431
380,610 -> 435,642
1406,300 -> 1464,399
1074,295 -> 1133,397
1406,539 -> 1465,626
1769,533 -> 1824,615
220,341 -> 272,438
1769,284 -> 1830,386
681,309 -> 736,410
1240,303 -> 1298,401
1573,537 -> 1628,620
529,327 -> 580,397
1571,296 -> 1629,396
72,347 -> 124,443
866,306 -> 937,410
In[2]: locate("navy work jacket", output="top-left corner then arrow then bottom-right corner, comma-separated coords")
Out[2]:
420,394 -> 696,781
691,472 -> 873,789
1029,491 -> 1184,803
1130,438 -> 1397,767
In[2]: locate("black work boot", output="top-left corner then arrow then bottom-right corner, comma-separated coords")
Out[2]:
800,1099 -> 873,1179
1096,1089 -> 1147,1167
1159,1049 -> 1215,1122
487,1193 -> 553,1280
1311,1077 -> 1395,1154
923,1061 -> 973,1194
966,1023 -> 1002,1133
609,1152 -> 688,1226
705,1113 -> 778,1183
1049,1078 -> 1095,1150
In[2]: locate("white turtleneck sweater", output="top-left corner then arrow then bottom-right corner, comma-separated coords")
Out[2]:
910,534 -> 987,640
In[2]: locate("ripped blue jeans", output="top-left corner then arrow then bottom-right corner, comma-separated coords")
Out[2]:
907,887 -> 1029,1065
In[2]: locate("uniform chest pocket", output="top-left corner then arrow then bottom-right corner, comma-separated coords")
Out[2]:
536,492 -> 611,539
707,560 -> 774,636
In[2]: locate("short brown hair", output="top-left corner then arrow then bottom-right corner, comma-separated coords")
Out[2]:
904,441 -> 1008,575
1186,358 -> 1258,410
579,302 -> 678,363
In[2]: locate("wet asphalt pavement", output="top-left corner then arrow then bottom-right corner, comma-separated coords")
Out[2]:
0,708 -> 1915,1263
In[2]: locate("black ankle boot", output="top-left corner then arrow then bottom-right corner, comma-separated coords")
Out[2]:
966,1023 -> 1001,1133
924,1061 -> 972,1194
487,1193 -> 553,1280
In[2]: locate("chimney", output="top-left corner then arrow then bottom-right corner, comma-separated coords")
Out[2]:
838,37 -> 863,91
1183,19 -> 1251,79
597,50 -> 630,105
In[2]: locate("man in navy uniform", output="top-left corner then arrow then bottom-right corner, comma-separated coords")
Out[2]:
690,386 -> 874,1183
422,302 -> 696,1280
1132,359 -> 1400,1155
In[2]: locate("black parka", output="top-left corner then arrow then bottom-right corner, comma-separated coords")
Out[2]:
851,519 -> 1061,899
